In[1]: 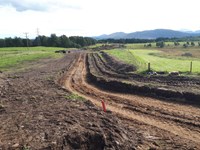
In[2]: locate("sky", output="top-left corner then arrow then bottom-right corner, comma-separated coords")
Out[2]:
0,0 -> 200,38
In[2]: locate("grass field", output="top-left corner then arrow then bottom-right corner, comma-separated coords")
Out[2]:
0,46 -> 66,71
126,42 -> 200,49
105,48 -> 200,74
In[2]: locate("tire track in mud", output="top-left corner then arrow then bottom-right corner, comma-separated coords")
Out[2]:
64,52 -> 200,145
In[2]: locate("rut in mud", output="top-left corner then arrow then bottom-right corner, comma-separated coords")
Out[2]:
64,52 -> 200,149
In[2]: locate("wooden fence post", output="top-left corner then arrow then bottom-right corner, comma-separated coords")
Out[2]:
190,61 -> 193,73
148,62 -> 151,72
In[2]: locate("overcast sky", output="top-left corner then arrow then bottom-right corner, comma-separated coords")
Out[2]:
0,0 -> 200,38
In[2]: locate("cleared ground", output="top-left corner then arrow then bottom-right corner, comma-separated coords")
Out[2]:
0,49 -> 200,149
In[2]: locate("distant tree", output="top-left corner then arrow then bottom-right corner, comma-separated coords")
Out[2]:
33,36 -> 41,46
183,43 -> 188,48
77,37 -> 86,47
174,42 -> 180,46
198,42 -> 200,46
191,42 -> 195,46
5,37 -> 14,47
156,41 -> 165,48
13,37 -> 24,47
60,35 -> 72,48
84,37 -> 97,46
40,36 -> 48,46
0,39 -> 5,47
147,43 -> 152,47
49,34 -> 60,47
186,41 -> 190,45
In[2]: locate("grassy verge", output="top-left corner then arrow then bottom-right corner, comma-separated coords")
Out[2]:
0,46 -> 67,71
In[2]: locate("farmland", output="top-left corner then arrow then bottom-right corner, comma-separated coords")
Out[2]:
0,46 -> 66,71
105,49 -> 200,74
0,45 -> 200,149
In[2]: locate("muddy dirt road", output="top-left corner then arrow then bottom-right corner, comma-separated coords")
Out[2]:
64,52 -> 200,149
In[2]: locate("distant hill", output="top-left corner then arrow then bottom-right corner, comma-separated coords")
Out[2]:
95,32 -> 127,40
94,29 -> 200,40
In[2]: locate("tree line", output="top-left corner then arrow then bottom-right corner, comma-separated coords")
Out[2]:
0,34 -> 96,48
98,38 -> 154,44
98,36 -> 200,44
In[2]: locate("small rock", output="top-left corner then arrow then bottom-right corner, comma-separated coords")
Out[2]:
12,143 -> 19,148
52,141 -> 57,145
115,141 -> 120,145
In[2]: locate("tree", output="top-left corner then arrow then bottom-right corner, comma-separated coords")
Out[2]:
5,37 -> 14,47
174,42 -> 180,46
60,35 -> 72,48
40,36 -> 48,46
33,36 -> 41,46
13,37 -> 24,47
147,43 -> 152,47
49,34 -> 60,47
156,41 -> 165,48
0,39 -> 5,47
191,42 -> 195,46
183,43 -> 188,48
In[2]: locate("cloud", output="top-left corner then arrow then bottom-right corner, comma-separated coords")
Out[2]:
0,0 -> 80,12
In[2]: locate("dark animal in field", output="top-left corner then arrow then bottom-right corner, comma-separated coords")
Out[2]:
55,50 -> 66,53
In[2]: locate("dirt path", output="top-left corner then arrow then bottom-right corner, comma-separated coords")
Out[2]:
64,52 -> 200,148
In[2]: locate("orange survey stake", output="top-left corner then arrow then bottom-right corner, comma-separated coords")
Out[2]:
101,100 -> 106,112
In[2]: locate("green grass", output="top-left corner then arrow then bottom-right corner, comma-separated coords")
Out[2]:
126,42 -> 200,49
86,43 -> 104,48
105,49 -> 200,74
64,93 -> 85,101
0,46 -> 67,71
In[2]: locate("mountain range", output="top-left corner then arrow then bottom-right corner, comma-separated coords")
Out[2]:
94,29 -> 200,40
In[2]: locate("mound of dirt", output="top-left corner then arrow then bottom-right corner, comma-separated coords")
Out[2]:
101,51 -> 137,73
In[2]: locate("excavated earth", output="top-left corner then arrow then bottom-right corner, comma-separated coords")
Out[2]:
0,51 -> 200,149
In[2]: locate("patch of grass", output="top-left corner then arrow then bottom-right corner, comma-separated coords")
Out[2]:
0,46 -> 68,71
104,49 -> 200,74
86,44 -> 104,48
126,42 -> 200,50
130,49 -> 200,73
64,93 -> 85,101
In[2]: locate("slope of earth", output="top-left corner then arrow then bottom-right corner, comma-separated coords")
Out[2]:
0,52 -> 140,149
63,51 -> 200,149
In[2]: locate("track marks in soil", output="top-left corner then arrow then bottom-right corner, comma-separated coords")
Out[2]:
64,52 -> 200,146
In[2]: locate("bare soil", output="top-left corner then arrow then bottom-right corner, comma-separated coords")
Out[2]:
0,51 -> 200,149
